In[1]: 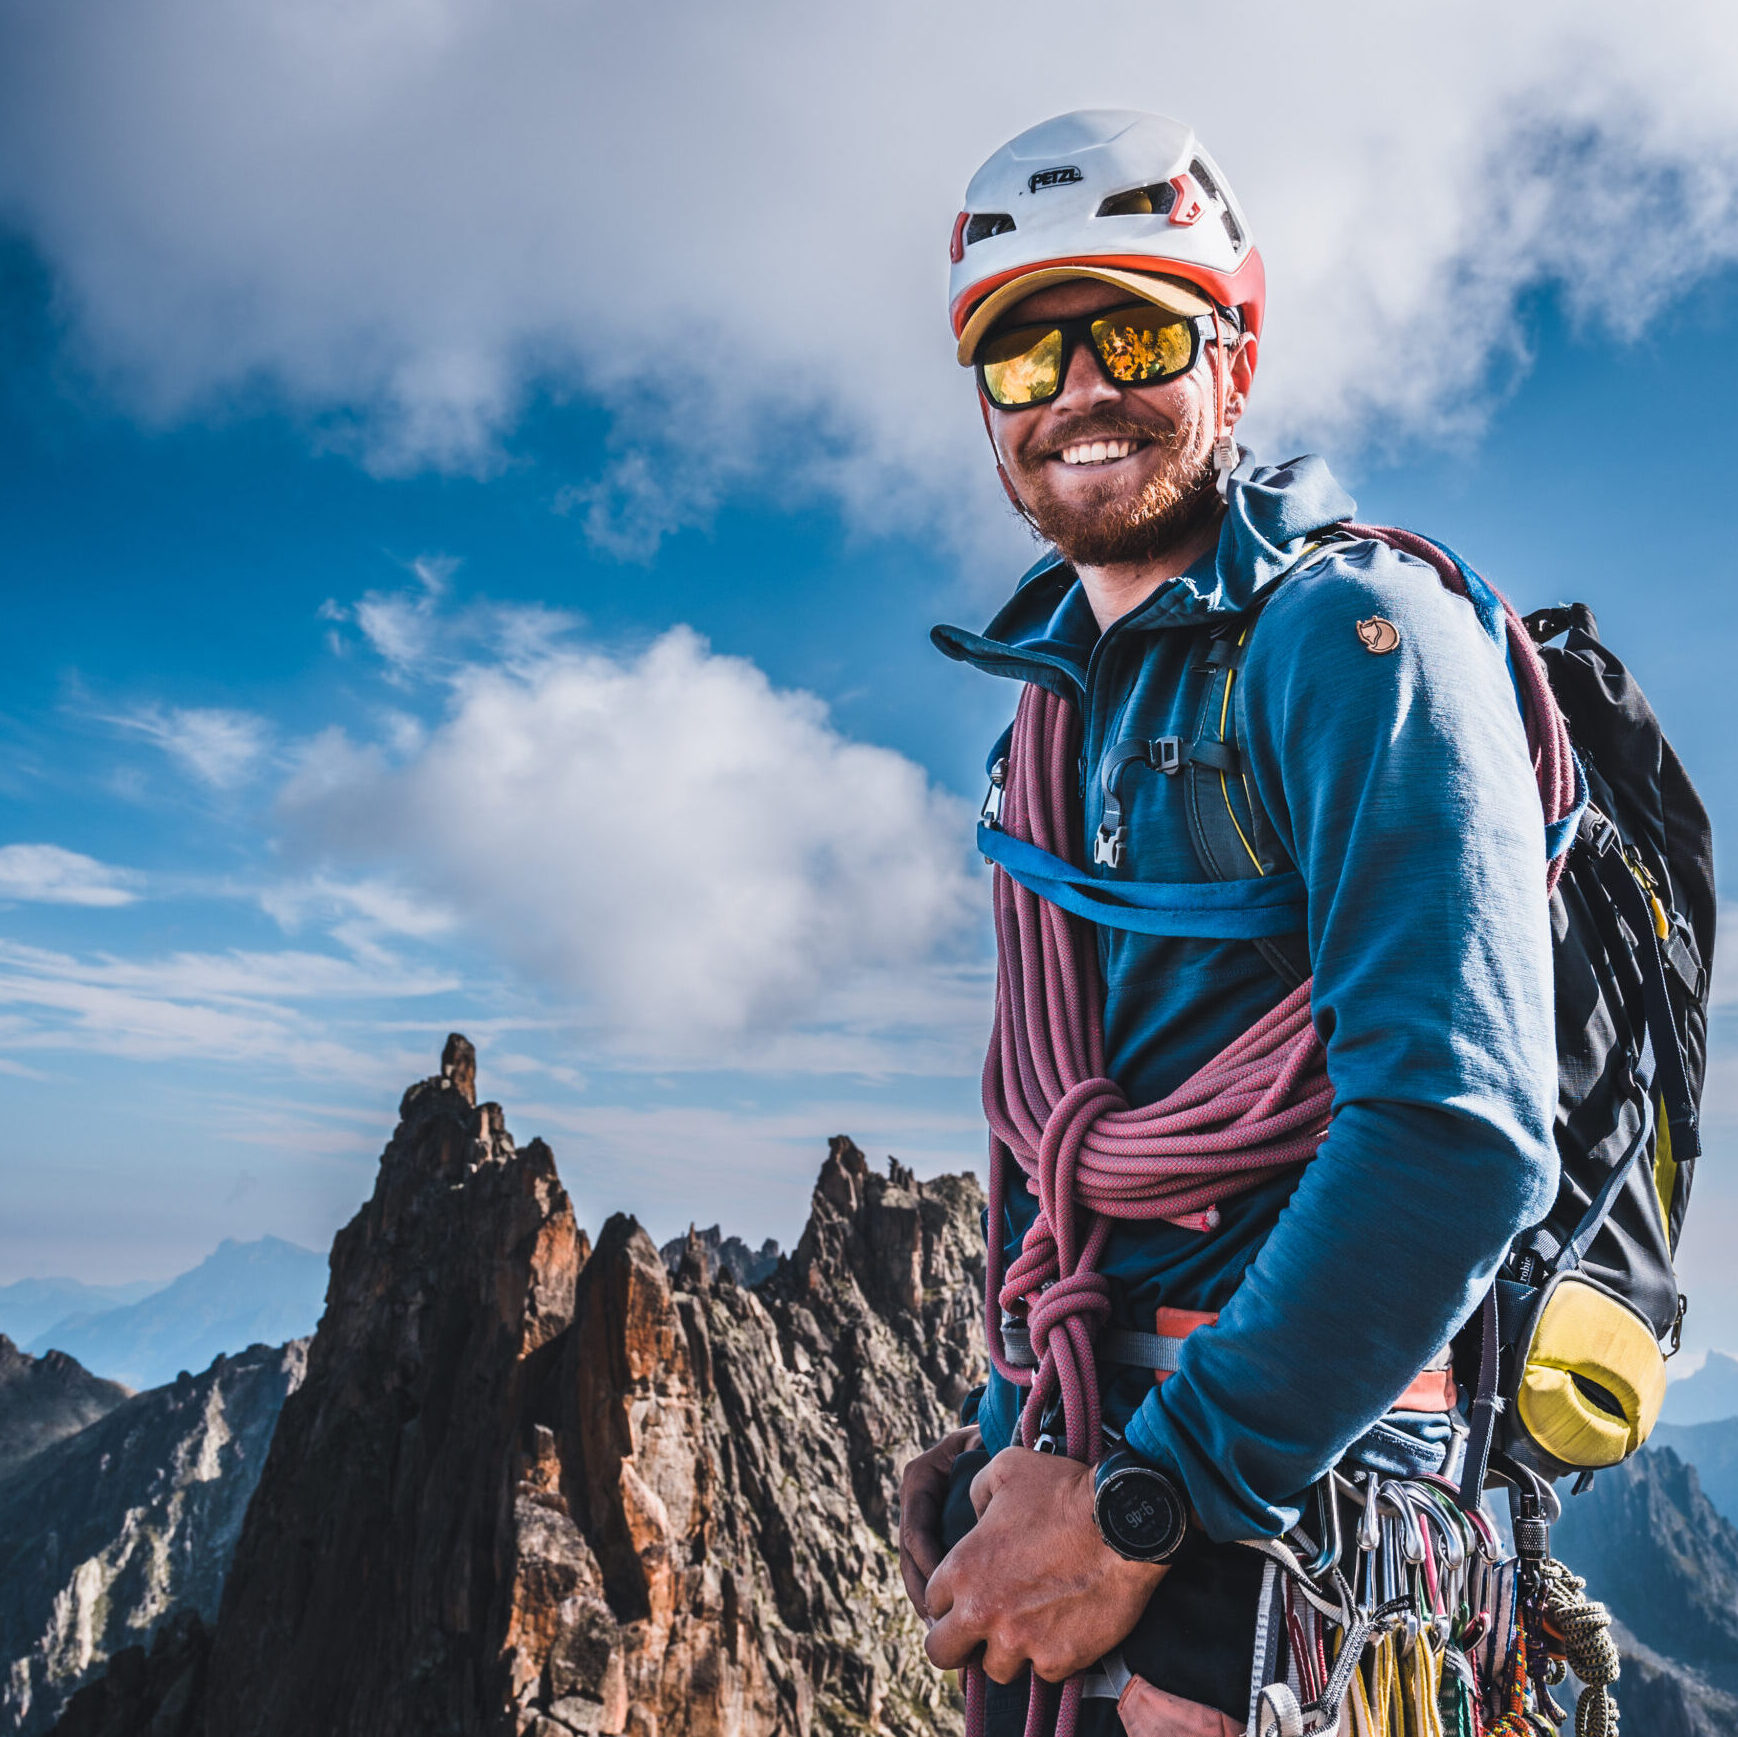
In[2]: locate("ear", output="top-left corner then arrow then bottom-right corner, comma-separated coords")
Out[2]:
1223,333 -> 1258,427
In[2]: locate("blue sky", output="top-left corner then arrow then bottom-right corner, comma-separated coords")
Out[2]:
1,2 -> 1735,1357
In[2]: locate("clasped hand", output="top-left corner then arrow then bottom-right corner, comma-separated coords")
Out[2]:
897,1433 -> 1166,1684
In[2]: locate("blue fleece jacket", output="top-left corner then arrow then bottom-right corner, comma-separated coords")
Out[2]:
931,453 -> 1558,1543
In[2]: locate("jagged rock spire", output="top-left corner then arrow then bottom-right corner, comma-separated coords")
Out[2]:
51,1037 -> 984,1737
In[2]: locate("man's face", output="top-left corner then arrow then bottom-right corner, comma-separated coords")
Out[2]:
983,279 -> 1244,567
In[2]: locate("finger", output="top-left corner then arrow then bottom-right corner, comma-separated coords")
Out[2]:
898,1465 -> 951,1585
944,1423 -> 983,1458
922,1547 -> 958,1620
897,1538 -> 931,1620
980,1637 -> 1030,1686
924,1599 -> 980,1669
899,1486 -> 944,1580
968,1449 -> 1006,1516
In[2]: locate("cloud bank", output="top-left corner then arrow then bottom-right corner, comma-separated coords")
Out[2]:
3,2 -> 1738,554
278,608 -> 981,1062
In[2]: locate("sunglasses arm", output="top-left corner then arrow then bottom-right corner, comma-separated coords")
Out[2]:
978,391 -> 1036,522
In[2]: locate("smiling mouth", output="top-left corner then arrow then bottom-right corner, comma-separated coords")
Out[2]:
1054,437 -> 1150,467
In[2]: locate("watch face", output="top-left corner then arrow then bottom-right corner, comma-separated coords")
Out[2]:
1100,1469 -> 1188,1560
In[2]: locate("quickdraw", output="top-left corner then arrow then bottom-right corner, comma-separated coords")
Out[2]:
1243,1469 -> 1620,1737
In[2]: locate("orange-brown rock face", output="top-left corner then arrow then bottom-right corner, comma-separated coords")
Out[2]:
197,1051 -> 589,1737
62,1045 -> 984,1737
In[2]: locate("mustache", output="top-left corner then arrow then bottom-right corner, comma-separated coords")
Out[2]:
1028,412 -> 1184,462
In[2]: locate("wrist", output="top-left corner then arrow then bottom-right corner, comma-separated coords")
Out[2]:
1092,1448 -> 1191,1564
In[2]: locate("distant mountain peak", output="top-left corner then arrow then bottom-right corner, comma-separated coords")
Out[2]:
0,1336 -> 131,1481
1662,1348 -> 1738,1427
23,1237 -> 328,1390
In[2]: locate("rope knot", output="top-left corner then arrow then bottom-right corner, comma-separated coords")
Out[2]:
1026,1269 -> 1113,1357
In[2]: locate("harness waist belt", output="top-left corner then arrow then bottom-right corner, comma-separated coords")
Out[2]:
1001,1323 -> 1194,1375
999,1305 -> 1458,1413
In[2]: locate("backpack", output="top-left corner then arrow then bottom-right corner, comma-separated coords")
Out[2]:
1185,537 -> 1715,1497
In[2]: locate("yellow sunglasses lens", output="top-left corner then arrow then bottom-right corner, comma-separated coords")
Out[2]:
1092,312 -> 1194,384
979,324 -> 1064,406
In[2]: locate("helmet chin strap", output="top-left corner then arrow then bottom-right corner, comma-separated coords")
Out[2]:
1210,306 -> 1240,499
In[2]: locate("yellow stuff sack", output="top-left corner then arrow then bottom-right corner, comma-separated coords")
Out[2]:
1514,1271 -> 1667,1470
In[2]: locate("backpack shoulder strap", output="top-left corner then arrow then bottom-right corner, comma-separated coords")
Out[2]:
1180,540 -> 1339,988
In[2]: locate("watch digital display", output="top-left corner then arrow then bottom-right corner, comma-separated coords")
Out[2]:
1096,1461 -> 1189,1562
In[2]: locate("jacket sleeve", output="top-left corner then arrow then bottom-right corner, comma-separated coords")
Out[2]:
1121,540 -> 1559,1541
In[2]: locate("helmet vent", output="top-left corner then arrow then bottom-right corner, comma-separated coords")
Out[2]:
964,212 -> 1017,246
1221,208 -> 1244,250
1096,182 -> 1177,219
1189,159 -> 1222,201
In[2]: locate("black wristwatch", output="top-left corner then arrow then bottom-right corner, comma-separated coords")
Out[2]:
1093,1448 -> 1190,1564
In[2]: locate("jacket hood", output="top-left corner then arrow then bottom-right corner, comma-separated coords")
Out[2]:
932,452 -> 1357,686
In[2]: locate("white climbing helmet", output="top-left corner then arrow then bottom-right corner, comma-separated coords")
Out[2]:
948,109 -> 1265,366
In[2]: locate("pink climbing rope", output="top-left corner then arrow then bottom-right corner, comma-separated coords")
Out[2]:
982,681 -> 1333,1460
965,529 -> 1577,1737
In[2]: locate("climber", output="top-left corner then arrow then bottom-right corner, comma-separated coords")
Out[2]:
898,110 -> 1560,1735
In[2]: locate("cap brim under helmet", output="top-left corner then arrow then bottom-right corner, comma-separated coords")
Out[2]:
956,266 -> 1215,367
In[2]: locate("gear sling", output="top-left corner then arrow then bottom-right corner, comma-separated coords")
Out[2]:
973,525 -> 1713,1736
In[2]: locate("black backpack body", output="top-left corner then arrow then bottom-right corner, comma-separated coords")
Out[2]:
1515,605 -> 1712,1331
1169,577 -> 1714,1487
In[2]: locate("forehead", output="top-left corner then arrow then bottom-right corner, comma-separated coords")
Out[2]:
996,278 -> 1153,327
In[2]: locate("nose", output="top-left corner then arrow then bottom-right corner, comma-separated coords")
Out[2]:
1049,334 -> 1121,416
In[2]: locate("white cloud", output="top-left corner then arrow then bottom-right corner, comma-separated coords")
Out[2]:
111,704 -> 272,788
0,844 -> 140,907
4,3 -> 1738,556
277,617 -> 981,1062
0,937 -> 456,1077
339,555 -> 457,674
260,875 -> 456,943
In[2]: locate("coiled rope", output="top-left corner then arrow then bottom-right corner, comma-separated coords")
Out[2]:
968,530 -> 1578,1737
1541,1559 -> 1620,1737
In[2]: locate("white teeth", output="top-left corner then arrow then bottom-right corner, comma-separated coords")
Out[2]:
1060,438 -> 1137,466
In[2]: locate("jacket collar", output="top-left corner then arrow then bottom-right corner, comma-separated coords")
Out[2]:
931,452 -> 1357,693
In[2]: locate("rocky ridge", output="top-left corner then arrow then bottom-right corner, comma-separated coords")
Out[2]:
53,1036 -> 984,1737
0,1339 -> 130,1481
1552,1445 -> 1738,1699
1599,1622 -> 1738,1737
0,1341 -> 305,1734
658,1226 -> 782,1291
1651,1417 -> 1738,1529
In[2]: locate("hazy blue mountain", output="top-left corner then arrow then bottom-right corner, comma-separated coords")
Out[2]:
1653,1417 -> 1738,1530
25,1239 -> 326,1390
0,1280 -> 161,1351
1660,1350 -> 1738,1426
